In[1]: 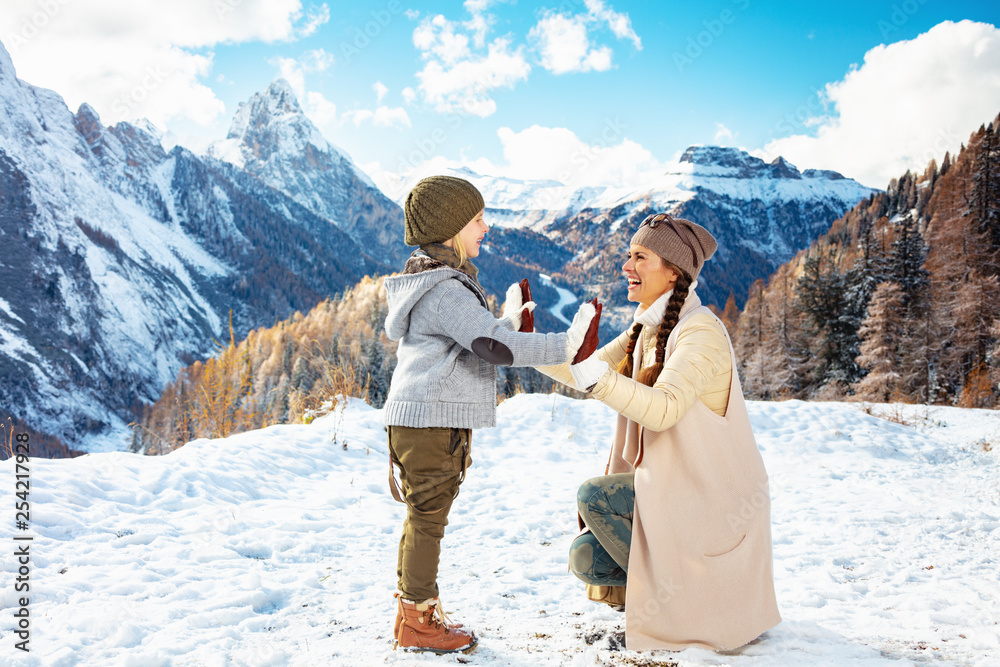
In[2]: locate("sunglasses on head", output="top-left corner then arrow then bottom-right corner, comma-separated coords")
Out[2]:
640,213 -> 675,228
638,213 -> 700,269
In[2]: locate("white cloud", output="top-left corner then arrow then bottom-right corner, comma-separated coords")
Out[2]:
583,0 -> 642,49
413,21 -> 530,117
369,122 -> 665,194
270,49 -> 338,133
495,124 -> 663,188
297,4 -> 331,38
0,0 -> 325,129
270,47 -> 335,101
531,14 -> 611,75
304,91 -> 337,128
760,20 -> 1000,189
273,56 -> 306,96
530,0 -> 641,75
367,152 -> 503,200
301,48 -> 334,72
462,0 -> 500,49
343,106 -> 411,129
413,14 -> 471,65
408,2 -> 637,115
714,123 -> 734,144
342,83 -> 410,129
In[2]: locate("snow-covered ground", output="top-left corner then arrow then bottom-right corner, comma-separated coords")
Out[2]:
2,396 -> 998,666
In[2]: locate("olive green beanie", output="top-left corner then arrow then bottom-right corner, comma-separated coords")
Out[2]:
403,175 -> 485,246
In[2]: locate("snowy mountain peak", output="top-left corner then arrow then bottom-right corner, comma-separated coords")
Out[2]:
802,168 -> 846,181
110,119 -> 168,165
208,79 -> 406,262
677,145 -> 804,180
74,103 -> 103,146
223,77 -> 313,148
264,77 -> 303,113
0,39 -> 15,84
215,77 -> 342,168
679,145 -> 754,169
768,155 -> 802,179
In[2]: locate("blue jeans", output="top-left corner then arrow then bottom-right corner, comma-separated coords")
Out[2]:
568,473 -> 634,587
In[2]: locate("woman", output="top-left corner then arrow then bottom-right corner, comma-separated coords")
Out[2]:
540,213 -> 780,651
382,175 -> 599,654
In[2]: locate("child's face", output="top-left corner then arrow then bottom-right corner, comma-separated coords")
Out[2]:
457,209 -> 488,258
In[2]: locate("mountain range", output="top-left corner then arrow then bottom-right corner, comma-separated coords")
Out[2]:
0,38 -> 876,453
0,43 -> 393,452
390,148 -> 877,325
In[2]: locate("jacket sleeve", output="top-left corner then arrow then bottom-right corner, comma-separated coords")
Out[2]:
432,282 -> 569,367
535,326 -> 633,387
590,314 -> 730,432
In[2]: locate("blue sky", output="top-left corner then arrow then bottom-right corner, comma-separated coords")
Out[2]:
2,0 -> 999,190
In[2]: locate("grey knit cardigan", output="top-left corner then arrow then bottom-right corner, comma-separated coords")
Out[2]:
383,255 -> 569,428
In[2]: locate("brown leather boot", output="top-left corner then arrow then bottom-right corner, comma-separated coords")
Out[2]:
394,594 -> 477,654
393,592 -> 464,639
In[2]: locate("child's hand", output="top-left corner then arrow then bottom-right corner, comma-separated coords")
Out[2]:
518,279 -> 534,333
502,281 -> 536,332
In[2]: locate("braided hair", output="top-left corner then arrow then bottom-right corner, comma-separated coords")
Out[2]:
614,267 -> 693,387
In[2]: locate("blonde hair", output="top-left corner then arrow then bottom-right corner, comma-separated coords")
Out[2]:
446,232 -> 469,265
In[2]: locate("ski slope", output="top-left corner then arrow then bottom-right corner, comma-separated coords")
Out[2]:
1,395 -> 998,666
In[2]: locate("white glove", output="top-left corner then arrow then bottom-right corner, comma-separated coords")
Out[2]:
501,282 -> 535,330
565,301 -> 596,359
571,355 -> 609,392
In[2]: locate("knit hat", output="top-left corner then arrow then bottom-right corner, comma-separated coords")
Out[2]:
403,175 -> 485,246
630,213 -> 718,280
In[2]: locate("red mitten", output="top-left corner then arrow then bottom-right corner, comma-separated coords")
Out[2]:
518,278 -> 534,332
572,299 -> 602,364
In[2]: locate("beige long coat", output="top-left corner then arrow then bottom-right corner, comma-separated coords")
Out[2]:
544,291 -> 781,650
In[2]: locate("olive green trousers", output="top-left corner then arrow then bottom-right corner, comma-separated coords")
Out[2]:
388,426 -> 471,601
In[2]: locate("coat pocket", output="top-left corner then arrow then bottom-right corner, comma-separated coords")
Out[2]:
704,533 -> 747,558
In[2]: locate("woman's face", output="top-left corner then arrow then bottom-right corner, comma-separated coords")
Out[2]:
622,244 -> 679,308
452,209 -> 488,258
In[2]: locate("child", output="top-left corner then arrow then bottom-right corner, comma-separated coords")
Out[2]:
383,175 -> 598,654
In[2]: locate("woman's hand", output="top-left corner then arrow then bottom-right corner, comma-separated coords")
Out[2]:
573,299 -> 601,363
568,299 -> 609,391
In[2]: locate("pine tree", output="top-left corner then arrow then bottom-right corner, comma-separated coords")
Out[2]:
719,292 -> 740,340
855,282 -> 905,402
735,280 -> 768,398
886,215 -> 930,312
767,266 -> 812,398
796,251 -> 863,390
971,123 -> 1000,276
897,311 -> 939,403
847,216 -> 890,326
948,273 -> 1000,383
